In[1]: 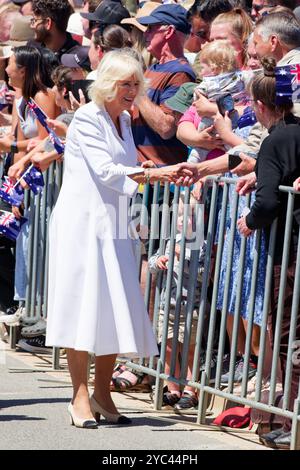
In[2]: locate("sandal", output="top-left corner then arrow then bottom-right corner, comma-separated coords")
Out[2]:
110,369 -> 151,392
109,363 -> 127,389
174,392 -> 198,410
112,363 -> 126,379
150,386 -> 181,408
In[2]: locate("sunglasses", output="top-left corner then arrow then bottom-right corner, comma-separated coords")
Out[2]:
252,3 -> 276,12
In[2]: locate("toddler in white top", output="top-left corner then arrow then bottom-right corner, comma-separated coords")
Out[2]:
189,40 -> 248,163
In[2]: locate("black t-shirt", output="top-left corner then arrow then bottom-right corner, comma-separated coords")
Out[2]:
27,33 -> 80,62
246,114 -> 300,260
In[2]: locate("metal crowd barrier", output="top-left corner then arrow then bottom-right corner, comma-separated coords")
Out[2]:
13,164 -> 300,449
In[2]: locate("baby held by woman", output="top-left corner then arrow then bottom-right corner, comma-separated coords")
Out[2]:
189,40 -> 248,163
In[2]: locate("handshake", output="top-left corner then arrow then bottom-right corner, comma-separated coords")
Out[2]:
141,161 -> 201,187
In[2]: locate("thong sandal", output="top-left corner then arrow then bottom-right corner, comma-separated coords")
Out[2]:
109,363 -> 127,388
110,369 -> 151,392
112,363 -> 126,379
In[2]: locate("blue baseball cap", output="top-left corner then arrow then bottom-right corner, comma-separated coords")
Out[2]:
137,4 -> 191,35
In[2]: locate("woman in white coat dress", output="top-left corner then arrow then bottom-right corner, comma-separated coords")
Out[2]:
46,50 -> 195,428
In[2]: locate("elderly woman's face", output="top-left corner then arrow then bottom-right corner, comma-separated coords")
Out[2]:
115,74 -> 140,112
247,40 -> 261,70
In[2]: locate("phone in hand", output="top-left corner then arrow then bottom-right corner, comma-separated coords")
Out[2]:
216,93 -> 235,116
228,151 -> 242,170
70,80 -> 93,103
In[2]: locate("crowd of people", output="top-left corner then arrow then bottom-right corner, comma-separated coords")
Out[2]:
0,0 -> 300,450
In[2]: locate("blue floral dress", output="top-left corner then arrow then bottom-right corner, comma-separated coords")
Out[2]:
216,121 -> 267,326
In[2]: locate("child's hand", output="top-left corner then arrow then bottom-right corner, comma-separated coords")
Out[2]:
156,255 -> 169,270
194,91 -> 217,118
192,178 -> 206,202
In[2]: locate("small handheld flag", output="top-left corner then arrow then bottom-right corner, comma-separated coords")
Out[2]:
27,99 -> 65,155
22,165 -> 44,195
0,176 -> 24,206
0,210 -> 27,241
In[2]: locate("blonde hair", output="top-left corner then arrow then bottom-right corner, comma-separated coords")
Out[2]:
211,8 -> 253,45
200,40 -> 238,74
89,49 -> 147,106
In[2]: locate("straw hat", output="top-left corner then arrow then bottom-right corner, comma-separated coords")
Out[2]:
121,1 -> 161,33
4,15 -> 35,46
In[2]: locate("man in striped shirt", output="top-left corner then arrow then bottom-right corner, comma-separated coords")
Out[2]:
132,4 -> 196,166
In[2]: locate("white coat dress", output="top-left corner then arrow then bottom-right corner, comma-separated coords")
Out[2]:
46,101 -> 158,358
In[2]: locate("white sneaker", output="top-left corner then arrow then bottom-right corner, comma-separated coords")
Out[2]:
21,319 -> 47,338
0,307 -> 34,326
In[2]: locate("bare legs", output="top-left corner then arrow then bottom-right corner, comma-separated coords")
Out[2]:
226,315 -> 261,356
226,315 -> 246,356
164,340 -> 196,395
66,349 -> 118,418
66,348 -> 94,419
93,353 -> 118,414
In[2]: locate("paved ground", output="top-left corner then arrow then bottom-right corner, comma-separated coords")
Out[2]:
0,340 -> 266,451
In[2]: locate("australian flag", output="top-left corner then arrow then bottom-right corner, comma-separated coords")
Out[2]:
0,211 -> 27,242
0,176 -> 24,206
22,165 -> 44,195
275,64 -> 300,105
27,99 -> 65,155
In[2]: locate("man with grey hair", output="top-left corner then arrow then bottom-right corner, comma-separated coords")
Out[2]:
229,10 -> 300,176
253,10 -> 300,64
132,3 -> 196,166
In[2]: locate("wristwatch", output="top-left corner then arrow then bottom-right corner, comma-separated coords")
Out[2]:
10,141 -> 19,154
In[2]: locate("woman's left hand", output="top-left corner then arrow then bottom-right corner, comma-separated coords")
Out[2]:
237,216 -> 253,237
213,111 -> 232,138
